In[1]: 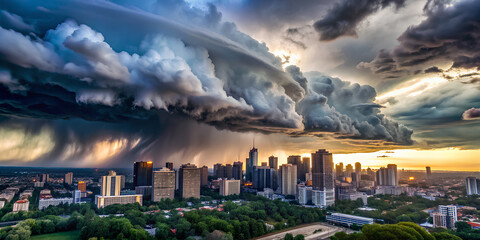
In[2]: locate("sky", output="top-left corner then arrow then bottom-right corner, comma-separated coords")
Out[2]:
0,0 -> 479,170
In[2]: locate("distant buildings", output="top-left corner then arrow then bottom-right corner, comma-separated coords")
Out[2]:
466,177 -> 480,195
41,174 -> 49,183
214,164 -> 225,178
78,181 -> 87,193
13,200 -> 29,212
152,168 -> 175,201
287,155 -> 301,182
200,166 -> 208,186
426,166 -> 432,178
64,172 -> 73,185
246,147 -> 258,182
375,164 -> 401,195
300,157 -> 310,182
345,164 -> 353,177
39,198 -> 72,210
133,161 -> 153,187
279,164 -> 297,196
179,163 -> 200,199
268,156 -> 278,170
311,149 -> 335,207
101,171 -> 122,196
232,161 -> 243,180
439,205 -> 457,229
220,179 -> 240,196
165,162 -> 174,170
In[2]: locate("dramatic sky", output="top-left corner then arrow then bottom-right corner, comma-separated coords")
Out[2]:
0,0 -> 479,170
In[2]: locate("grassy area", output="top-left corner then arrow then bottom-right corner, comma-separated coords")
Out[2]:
30,230 -> 81,240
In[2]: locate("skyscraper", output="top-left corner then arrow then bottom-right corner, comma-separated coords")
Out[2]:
287,155 -> 302,182
133,161 -> 153,186
253,166 -> 275,191
335,163 -> 344,179
345,164 -> 353,177
78,181 -> 86,192
426,166 -> 432,178
225,164 -> 233,179
355,162 -> 361,177
165,162 -> 173,170
300,157 -> 311,182
64,172 -> 73,185
246,147 -> 258,182
214,164 -> 225,178
178,163 -> 200,199
466,177 -> 478,195
311,149 -> 335,207
387,164 -> 398,186
279,164 -> 297,195
42,174 -> 49,183
101,171 -> 122,196
232,161 -> 243,180
152,168 -> 175,201
268,156 -> 278,170
200,166 -> 208,186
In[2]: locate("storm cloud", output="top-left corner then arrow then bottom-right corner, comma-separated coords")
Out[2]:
462,108 -> 480,120
0,0 -> 413,166
360,0 -> 480,79
313,0 -> 406,41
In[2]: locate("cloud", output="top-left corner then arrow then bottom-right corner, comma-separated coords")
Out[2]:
360,0 -> 480,79
462,108 -> 480,120
313,0 -> 406,41
0,0 -> 415,165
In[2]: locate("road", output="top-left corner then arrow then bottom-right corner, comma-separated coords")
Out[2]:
255,223 -> 351,240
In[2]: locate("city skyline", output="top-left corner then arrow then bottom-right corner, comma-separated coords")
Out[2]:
0,0 -> 479,171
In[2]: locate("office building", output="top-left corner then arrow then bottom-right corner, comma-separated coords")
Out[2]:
39,198 -> 73,210
166,162 -> 174,170
287,155 -> 301,182
179,164 -> 201,199
225,164 -> 233,179
214,164 -> 225,178
268,156 -> 278,170
387,164 -> 398,186
297,185 -> 312,205
253,166 -> 275,190
220,179 -> 241,196
311,149 -> 335,207
439,205 -> 457,229
133,161 -> 153,187
232,161 -> 243,180
78,181 -> 87,192
300,157 -> 310,182
279,164 -> 297,195
101,171 -> 122,196
335,163 -> 344,179
64,172 -> 73,185
355,162 -> 361,178
466,177 -> 478,195
426,166 -> 432,178
200,166 -> 208,186
135,186 -> 152,200
13,200 -> 29,212
152,168 -> 176,201
95,195 -> 142,208
73,190 -> 82,203
326,213 -> 374,227
246,147 -> 258,182
433,213 -> 447,228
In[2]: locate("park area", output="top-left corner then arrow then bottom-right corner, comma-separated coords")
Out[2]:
30,230 -> 80,240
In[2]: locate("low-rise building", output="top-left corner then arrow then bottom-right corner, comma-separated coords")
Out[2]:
39,198 -> 73,210
13,200 -> 29,212
95,195 -> 143,208
326,212 -> 374,227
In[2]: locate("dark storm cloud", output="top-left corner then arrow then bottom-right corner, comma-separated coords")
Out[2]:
0,0 -> 414,165
360,0 -> 480,78
462,108 -> 480,120
313,0 -> 406,41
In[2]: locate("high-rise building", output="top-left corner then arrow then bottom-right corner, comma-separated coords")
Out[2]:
253,166 -> 275,190
166,162 -> 173,170
101,171 -> 122,196
439,205 -> 457,229
279,164 -> 297,195
268,156 -> 278,170
433,213 -> 447,228
345,164 -> 353,177
78,181 -> 87,192
200,166 -> 208,186
355,162 -> 361,177
336,163 -> 344,179
466,177 -> 478,195
42,174 -> 49,183
134,161 -> 153,187
220,179 -> 241,196
214,164 -> 225,178
232,161 -> 243,180
225,164 -> 233,179
246,147 -> 258,182
261,162 -> 268,166
287,155 -> 302,182
64,172 -> 73,185
311,149 -> 335,207
73,190 -> 82,203
387,164 -> 398,186
426,166 -> 432,178
179,164 -> 200,199
152,168 -> 175,201
96,195 -> 142,209
300,157 -> 311,182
